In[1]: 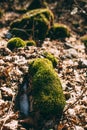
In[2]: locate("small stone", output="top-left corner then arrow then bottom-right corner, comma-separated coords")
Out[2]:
5,32 -> 12,39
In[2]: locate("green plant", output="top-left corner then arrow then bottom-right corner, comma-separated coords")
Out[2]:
29,58 -> 66,118
48,23 -> 70,39
7,37 -> 26,51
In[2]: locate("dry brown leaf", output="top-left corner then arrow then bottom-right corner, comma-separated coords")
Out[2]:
3,66 -> 13,77
0,87 -> 15,99
57,123 -> 66,130
2,120 -> 18,130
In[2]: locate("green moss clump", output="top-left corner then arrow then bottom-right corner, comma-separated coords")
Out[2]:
43,51 -> 58,67
29,58 -> 53,75
48,23 -> 70,39
10,8 -> 54,40
26,40 -> 36,46
29,58 -> 66,118
7,37 -> 26,51
81,35 -> 87,47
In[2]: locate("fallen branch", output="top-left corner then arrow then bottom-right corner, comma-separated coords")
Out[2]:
0,94 -> 16,130
64,85 -> 87,113
74,0 -> 87,16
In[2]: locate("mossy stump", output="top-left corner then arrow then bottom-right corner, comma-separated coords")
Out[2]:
10,8 -> 54,40
29,58 -> 66,118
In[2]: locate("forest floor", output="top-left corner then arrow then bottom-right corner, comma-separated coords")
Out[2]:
0,1 -> 87,130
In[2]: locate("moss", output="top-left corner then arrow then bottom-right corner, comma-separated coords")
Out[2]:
81,34 -> 87,47
32,14 -> 49,40
48,23 -> 70,39
7,37 -> 26,51
43,51 -> 58,67
29,58 -> 66,118
10,8 -> 54,40
26,40 -> 36,46
29,58 -> 53,76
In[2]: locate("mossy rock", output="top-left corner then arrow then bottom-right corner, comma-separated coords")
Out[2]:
48,23 -> 70,39
29,58 -> 53,75
26,40 -> 36,46
7,37 -> 26,51
29,58 -> 66,118
10,8 -> 54,40
43,51 -> 58,67
81,34 -> 87,47
10,28 -> 29,40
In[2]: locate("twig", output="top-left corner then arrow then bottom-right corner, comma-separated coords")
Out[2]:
0,94 -> 15,130
74,0 -> 87,15
64,86 -> 87,113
